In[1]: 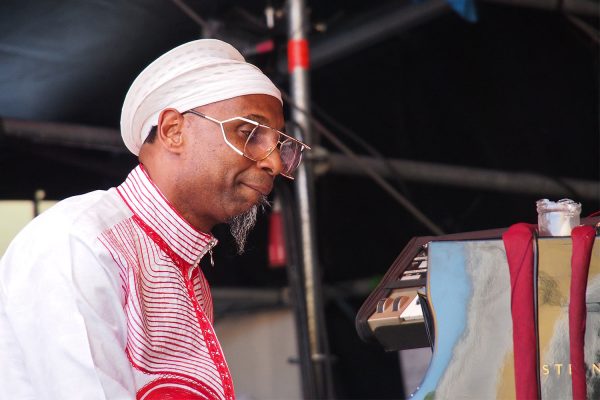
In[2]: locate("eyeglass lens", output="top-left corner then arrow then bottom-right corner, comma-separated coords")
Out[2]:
222,119 -> 303,176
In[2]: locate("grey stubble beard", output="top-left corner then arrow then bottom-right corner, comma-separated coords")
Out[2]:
228,195 -> 270,254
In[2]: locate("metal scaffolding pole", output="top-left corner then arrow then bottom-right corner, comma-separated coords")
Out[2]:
278,0 -> 450,73
482,0 -> 600,16
3,118 -> 597,202
1,118 -> 124,152
287,0 -> 331,398
324,153 -> 600,201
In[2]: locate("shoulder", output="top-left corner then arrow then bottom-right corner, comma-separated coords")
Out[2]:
0,188 -> 132,300
9,188 -> 130,247
43,188 -> 131,235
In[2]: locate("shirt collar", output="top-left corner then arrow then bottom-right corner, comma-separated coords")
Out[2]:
117,164 -> 217,265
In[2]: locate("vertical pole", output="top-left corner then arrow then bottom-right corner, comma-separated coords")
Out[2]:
287,0 -> 330,398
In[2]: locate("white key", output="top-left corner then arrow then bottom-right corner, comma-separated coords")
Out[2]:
400,296 -> 423,320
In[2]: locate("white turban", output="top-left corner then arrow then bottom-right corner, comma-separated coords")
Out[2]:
120,39 -> 282,155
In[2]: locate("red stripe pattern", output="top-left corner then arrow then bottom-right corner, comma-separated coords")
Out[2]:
98,165 -> 233,399
502,223 -> 540,400
569,225 -> 595,400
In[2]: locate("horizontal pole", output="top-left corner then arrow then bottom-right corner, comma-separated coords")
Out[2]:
324,153 -> 600,201
276,0 -> 598,74
1,118 -> 126,153
3,117 -> 597,201
482,0 -> 600,16
211,279 -> 374,309
211,287 -> 285,304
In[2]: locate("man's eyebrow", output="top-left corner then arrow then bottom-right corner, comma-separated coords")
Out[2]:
244,114 -> 285,131
243,114 -> 268,124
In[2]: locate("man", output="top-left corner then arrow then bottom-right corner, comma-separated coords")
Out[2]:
0,39 -> 309,399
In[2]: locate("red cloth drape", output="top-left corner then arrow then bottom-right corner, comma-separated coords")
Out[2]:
569,225 -> 595,400
503,223 -> 540,400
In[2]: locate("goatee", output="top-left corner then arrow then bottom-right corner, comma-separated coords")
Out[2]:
228,195 -> 270,254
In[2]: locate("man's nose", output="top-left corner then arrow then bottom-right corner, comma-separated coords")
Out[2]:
256,148 -> 283,177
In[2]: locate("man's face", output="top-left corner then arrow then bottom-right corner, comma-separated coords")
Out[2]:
175,94 -> 284,230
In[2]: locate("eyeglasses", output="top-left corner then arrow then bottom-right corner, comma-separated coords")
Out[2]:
182,109 -> 310,179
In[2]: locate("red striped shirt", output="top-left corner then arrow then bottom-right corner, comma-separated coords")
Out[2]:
99,165 -> 234,400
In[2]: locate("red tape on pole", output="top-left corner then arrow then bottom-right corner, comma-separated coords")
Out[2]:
288,39 -> 309,72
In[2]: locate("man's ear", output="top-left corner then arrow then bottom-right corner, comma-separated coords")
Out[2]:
156,108 -> 185,153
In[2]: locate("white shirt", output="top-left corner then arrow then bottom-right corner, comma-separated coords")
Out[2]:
0,165 -> 234,400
